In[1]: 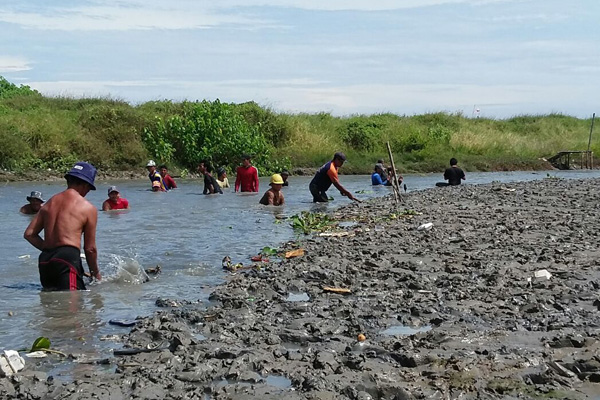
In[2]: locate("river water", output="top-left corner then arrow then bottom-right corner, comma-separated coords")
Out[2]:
1,169 -> 599,378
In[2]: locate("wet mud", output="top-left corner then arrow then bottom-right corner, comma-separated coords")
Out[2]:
3,178 -> 600,399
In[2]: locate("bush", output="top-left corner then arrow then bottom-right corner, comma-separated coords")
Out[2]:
0,77 -> 41,99
339,119 -> 383,151
142,100 -> 286,174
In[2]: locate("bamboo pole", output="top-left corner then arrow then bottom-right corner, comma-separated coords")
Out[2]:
386,142 -> 403,204
587,113 -> 595,169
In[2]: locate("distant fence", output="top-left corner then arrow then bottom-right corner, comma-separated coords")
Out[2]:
547,151 -> 593,170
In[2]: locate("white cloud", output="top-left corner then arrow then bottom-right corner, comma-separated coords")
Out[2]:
0,0 -> 516,31
0,2 -> 262,31
0,56 -> 32,72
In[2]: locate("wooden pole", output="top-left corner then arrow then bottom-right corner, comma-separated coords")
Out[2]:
587,113 -> 595,169
386,142 -> 404,204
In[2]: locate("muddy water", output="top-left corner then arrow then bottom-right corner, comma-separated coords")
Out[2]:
0,170 -> 599,376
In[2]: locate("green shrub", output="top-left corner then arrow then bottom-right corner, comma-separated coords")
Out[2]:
142,100 -> 286,174
0,77 -> 41,99
339,119 -> 383,151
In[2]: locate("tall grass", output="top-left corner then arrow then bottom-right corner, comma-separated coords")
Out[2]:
0,78 -> 596,174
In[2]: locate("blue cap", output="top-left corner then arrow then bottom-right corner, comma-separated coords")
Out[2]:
65,162 -> 97,190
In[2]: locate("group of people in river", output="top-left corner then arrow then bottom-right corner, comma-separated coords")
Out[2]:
21,154 -> 466,292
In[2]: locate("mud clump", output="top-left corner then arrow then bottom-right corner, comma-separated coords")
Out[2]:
4,178 -> 600,399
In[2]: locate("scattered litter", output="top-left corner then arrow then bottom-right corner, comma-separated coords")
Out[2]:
99,335 -> 122,342
323,286 -> 351,294
17,255 -> 30,259
417,222 -> 433,231
24,351 -> 47,359
357,334 -> 366,342
534,269 -> 552,280
285,249 -> 305,259
109,319 -> 137,327
0,350 -> 25,377
7,311 -> 14,317
250,255 -> 269,262
318,232 -> 355,238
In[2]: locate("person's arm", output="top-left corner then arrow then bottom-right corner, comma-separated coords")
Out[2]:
253,167 -> 259,192
170,177 -> 177,189
279,192 -> 285,205
19,205 -> 28,214
461,170 -> 466,181
332,181 -> 357,201
24,211 -> 45,250
83,206 -> 101,280
123,199 -> 130,210
102,201 -> 110,211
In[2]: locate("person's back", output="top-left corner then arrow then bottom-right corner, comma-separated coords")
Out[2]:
444,158 -> 466,186
40,189 -> 94,248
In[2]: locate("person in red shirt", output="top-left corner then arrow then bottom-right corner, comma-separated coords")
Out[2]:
102,186 -> 130,211
234,154 -> 259,193
159,165 -> 177,190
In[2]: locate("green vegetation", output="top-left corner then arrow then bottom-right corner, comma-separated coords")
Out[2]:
0,76 -> 596,176
290,211 -> 336,234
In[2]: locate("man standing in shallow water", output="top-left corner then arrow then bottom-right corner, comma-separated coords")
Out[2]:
24,162 -> 101,291
20,191 -> 45,214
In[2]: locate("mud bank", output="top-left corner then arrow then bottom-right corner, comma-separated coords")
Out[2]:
3,178 -> 600,399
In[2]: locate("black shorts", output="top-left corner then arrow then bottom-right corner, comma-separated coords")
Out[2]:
309,183 -> 329,203
38,246 -> 86,291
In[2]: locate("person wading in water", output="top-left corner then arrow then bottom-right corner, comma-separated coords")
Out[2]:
24,162 -> 101,291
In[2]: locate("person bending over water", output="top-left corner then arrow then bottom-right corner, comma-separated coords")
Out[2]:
20,191 -> 45,214
24,162 -> 101,291
259,174 -> 285,206
309,152 -> 359,203
102,186 -> 130,211
198,161 -> 223,194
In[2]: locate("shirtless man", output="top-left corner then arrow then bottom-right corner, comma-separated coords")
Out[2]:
20,191 -> 45,214
259,174 -> 285,206
24,162 -> 101,291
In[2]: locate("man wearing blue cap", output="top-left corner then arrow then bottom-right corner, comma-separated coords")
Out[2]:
24,162 -> 101,290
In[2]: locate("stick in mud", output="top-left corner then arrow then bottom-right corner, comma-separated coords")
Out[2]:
386,141 -> 404,204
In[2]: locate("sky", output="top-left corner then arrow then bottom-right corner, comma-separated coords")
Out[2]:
0,0 -> 598,119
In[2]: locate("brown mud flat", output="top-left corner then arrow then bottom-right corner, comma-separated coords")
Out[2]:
3,178 -> 600,399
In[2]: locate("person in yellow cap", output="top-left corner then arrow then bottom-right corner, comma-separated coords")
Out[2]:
259,174 -> 285,206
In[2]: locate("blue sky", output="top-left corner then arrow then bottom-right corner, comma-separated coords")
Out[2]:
0,0 -> 598,118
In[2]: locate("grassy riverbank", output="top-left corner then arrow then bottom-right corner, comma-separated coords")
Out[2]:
0,77 -> 596,177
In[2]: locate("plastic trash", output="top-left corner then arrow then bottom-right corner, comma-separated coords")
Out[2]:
417,222 -> 433,231
0,350 -> 25,377
534,269 -> 552,280
109,319 -> 137,327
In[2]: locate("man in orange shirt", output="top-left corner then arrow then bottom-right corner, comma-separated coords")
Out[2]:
309,152 -> 358,203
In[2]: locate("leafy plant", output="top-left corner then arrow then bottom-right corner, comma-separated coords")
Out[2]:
30,337 -> 51,352
290,211 -> 335,234
261,246 -> 279,256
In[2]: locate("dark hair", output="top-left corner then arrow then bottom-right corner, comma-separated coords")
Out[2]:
377,159 -> 384,164
281,170 -> 290,176
159,165 -> 168,170
450,158 -> 458,166
333,152 -> 347,161
217,167 -> 226,176
242,154 -> 252,160
200,161 -> 213,173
